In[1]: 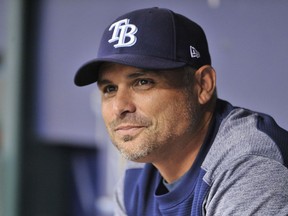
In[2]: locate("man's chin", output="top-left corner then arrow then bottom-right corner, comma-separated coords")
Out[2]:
121,153 -> 150,163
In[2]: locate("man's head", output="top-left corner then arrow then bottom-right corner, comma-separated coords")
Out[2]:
74,7 -> 211,86
75,7 -> 216,162
97,63 -> 216,162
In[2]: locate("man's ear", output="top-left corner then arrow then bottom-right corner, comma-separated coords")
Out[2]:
194,65 -> 216,105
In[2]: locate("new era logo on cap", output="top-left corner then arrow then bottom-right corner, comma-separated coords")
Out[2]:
108,18 -> 138,48
190,46 -> 201,59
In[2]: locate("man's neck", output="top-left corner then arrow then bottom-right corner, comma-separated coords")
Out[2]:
153,109 -> 214,183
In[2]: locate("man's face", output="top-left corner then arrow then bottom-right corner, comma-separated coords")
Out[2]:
97,63 -> 202,162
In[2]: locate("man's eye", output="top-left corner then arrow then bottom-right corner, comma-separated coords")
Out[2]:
103,85 -> 117,93
136,79 -> 154,86
134,79 -> 155,90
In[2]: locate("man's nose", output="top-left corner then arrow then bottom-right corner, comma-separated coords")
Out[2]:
112,89 -> 136,117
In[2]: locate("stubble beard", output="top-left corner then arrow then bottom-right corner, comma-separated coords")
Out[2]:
111,129 -> 161,161
109,109 -> 202,163
107,88 -> 202,162
108,116 -> 158,161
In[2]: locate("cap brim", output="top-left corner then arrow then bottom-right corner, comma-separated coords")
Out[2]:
74,54 -> 187,86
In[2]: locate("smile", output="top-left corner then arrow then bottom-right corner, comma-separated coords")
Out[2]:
114,125 -> 145,136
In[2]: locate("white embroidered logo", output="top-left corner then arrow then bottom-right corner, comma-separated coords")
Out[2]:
190,46 -> 201,58
108,18 -> 138,48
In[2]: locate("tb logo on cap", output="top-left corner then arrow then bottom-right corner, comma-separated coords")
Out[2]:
108,19 -> 138,48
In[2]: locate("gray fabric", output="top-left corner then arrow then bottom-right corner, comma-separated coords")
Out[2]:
202,108 -> 288,215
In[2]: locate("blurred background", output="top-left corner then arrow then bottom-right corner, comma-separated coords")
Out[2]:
0,0 -> 287,216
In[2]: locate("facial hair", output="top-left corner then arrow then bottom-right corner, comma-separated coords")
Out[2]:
106,90 -> 202,162
107,115 -> 156,161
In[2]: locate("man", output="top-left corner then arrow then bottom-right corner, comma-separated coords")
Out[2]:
74,7 -> 288,216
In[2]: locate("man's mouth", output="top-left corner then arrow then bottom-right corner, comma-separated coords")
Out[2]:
114,125 -> 146,136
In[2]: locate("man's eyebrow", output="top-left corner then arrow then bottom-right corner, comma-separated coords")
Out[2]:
97,78 -> 112,87
97,70 -> 157,86
127,70 -> 156,78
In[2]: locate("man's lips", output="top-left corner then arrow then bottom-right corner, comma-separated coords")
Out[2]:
114,125 -> 146,136
115,125 -> 145,131
109,116 -> 152,137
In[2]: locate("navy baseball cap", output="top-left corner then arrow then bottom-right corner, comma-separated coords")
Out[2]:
74,7 -> 211,86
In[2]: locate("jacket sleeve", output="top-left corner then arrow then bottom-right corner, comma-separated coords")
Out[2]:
205,155 -> 288,216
